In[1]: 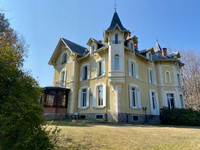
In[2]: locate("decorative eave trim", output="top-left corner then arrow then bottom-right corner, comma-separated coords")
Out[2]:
87,38 -> 103,46
153,59 -> 184,67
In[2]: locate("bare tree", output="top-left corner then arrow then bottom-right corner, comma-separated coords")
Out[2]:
180,50 -> 200,111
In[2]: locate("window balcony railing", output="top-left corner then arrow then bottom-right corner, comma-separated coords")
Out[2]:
55,81 -> 66,87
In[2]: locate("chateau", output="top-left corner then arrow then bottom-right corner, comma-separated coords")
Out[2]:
41,11 -> 185,123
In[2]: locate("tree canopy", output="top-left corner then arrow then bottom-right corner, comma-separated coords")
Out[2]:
0,12 -> 57,150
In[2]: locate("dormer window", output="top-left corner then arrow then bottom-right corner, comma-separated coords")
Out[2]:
92,46 -> 95,51
61,52 -> 67,65
149,53 -> 152,60
115,34 -> 118,44
130,43 -> 134,50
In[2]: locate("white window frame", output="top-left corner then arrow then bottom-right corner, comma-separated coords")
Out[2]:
128,59 -> 138,79
149,89 -> 160,115
92,83 -> 106,108
146,52 -> 152,60
177,73 -> 182,87
166,93 -> 175,109
129,84 -> 141,109
148,68 -> 156,85
78,86 -> 90,109
94,57 -> 105,78
80,63 -> 90,81
179,93 -> 185,108
165,70 -> 171,83
60,51 -> 68,65
114,54 -> 119,70
60,68 -> 67,86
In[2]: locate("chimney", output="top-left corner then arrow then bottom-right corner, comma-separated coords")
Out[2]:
134,43 -> 138,50
162,48 -> 167,56
127,32 -> 131,39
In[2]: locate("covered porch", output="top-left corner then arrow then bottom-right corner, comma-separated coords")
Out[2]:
40,86 -> 70,120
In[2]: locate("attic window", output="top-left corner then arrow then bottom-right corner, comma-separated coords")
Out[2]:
61,52 -> 67,65
130,43 -> 134,50
92,46 -> 95,51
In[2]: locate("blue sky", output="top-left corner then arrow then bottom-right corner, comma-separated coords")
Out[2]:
1,0 -> 200,87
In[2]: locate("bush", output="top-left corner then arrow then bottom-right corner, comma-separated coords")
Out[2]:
160,107 -> 200,126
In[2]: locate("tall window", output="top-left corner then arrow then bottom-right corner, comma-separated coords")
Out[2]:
61,52 -> 67,64
83,65 -> 88,80
131,62 -> 135,77
115,34 -> 118,44
150,70 -> 153,83
61,70 -> 66,86
98,61 -> 103,76
177,74 -> 181,87
98,86 -> 103,106
149,53 -> 152,60
82,89 -> 87,107
114,54 -> 119,70
92,46 -> 95,51
152,92 -> 156,109
167,93 -> 174,109
166,72 -> 170,83
131,87 -> 136,108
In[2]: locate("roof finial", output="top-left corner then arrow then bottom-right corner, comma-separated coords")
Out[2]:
114,0 -> 117,12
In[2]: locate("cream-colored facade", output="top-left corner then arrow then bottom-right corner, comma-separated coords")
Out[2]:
48,12 -> 185,123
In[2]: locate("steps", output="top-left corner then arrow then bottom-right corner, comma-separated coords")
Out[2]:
147,115 -> 161,124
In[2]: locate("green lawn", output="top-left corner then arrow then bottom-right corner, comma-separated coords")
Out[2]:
49,120 -> 200,150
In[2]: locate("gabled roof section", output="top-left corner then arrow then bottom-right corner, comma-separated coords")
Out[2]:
107,12 -> 127,31
87,38 -> 104,46
61,38 -> 88,56
139,48 -> 155,54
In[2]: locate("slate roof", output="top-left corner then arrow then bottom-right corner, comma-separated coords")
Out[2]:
107,12 -> 127,31
61,38 -> 88,56
139,48 -> 153,54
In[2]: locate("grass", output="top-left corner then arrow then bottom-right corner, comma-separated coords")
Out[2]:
49,120 -> 200,150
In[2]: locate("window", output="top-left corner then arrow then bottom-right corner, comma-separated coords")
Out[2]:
177,74 -> 181,87
83,65 -> 88,80
131,87 -> 136,108
98,61 -> 103,76
98,86 -> 103,106
60,70 -> 66,86
114,54 -> 119,70
58,91 -> 67,107
165,71 -> 171,83
92,46 -> 95,51
133,116 -> 138,121
149,53 -> 152,60
180,94 -> 184,108
115,34 -> 118,44
167,93 -> 174,109
129,85 -> 141,109
131,62 -> 135,77
130,43 -> 134,50
148,69 -> 155,84
96,115 -> 103,119
47,95 -> 55,106
82,89 -> 87,107
129,59 -> 138,79
151,92 -> 156,109
80,63 -> 90,81
80,115 -> 86,119
61,52 -> 67,65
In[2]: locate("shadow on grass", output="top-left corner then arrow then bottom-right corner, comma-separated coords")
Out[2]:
47,119 -> 200,129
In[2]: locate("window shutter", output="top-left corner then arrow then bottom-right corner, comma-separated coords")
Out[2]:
102,58 -> 105,75
92,86 -> 96,107
87,64 -> 90,79
149,90 -> 153,113
80,67 -> 83,81
148,69 -> 151,83
103,84 -> 106,107
153,71 -> 156,84
155,92 -> 159,115
137,87 -> 141,108
129,85 -> 133,107
94,62 -> 97,77
78,89 -> 81,108
136,63 -> 139,79
86,87 -> 90,108
128,59 -> 131,77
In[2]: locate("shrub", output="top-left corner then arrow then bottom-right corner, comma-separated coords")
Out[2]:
160,107 -> 200,126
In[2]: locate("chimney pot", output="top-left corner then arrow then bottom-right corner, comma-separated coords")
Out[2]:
162,48 -> 167,56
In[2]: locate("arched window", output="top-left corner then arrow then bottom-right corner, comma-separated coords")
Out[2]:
61,52 -> 67,65
165,71 -> 171,83
115,34 -> 118,44
114,54 -> 119,70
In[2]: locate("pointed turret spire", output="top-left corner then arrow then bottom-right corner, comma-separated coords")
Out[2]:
107,12 -> 127,31
155,40 -> 162,53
